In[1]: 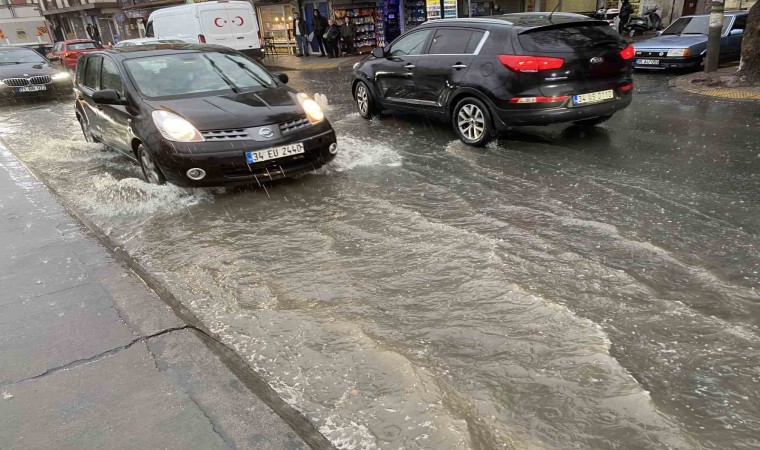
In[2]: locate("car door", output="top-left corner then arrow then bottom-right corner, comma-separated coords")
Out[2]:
720,15 -> 745,62
97,56 -> 133,155
78,55 -> 104,141
224,3 -> 260,53
372,28 -> 432,108
414,27 -> 485,110
199,6 -> 236,48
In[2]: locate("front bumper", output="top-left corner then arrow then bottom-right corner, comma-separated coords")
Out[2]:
0,82 -> 73,100
492,90 -> 632,127
633,55 -> 701,70
154,124 -> 337,187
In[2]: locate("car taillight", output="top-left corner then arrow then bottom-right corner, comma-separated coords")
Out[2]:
620,45 -> 635,60
499,55 -> 564,72
508,95 -> 569,104
198,34 -> 206,43
620,83 -> 633,91
63,52 -> 74,58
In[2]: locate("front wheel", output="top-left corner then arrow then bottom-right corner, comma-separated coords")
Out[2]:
452,97 -> 494,147
138,144 -> 166,185
78,115 -> 95,143
573,115 -> 613,127
354,81 -> 377,119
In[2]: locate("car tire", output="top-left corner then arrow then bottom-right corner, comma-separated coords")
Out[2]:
78,115 -> 96,143
354,81 -> 377,119
138,144 -> 166,186
573,115 -> 613,127
452,97 -> 494,147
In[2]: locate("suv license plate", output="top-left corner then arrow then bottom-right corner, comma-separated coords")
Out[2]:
636,59 -> 660,65
16,85 -> 47,93
573,89 -> 614,106
246,142 -> 304,164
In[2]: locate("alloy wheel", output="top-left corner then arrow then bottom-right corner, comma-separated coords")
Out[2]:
356,84 -> 369,116
457,104 -> 485,142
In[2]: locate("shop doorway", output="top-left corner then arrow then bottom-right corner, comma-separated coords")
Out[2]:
303,1 -> 327,53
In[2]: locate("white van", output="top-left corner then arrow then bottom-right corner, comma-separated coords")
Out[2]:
146,1 -> 263,61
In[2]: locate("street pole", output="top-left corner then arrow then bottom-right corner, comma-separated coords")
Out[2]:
704,0 -> 724,73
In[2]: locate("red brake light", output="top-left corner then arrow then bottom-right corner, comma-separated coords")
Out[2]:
499,55 -> 564,72
198,34 -> 206,44
620,83 -> 633,91
620,45 -> 635,60
509,95 -> 569,104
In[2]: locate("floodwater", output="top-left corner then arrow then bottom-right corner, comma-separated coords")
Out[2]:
1,70 -> 759,449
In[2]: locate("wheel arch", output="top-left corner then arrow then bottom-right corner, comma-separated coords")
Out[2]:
446,88 -> 500,127
131,138 -> 142,160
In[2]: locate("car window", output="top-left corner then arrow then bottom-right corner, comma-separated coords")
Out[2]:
101,57 -> 124,97
518,24 -> 623,52
661,15 -> 732,36
429,29 -> 476,54
465,30 -> 486,54
731,16 -> 746,31
69,42 -> 101,50
125,51 -> 277,98
53,42 -> 62,52
84,56 -> 102,90
389,30 -> 431,57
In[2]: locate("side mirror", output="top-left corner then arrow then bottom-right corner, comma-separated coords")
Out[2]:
371,47 -> 385,58
274,72 -> 288,84
92,89 -> 128,106
656,30 -> 663,36
729,28 -> 744,36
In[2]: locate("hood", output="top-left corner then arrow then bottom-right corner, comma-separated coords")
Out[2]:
0,62 -> 60,79
145,86 -> 306,131
635,34 -> 707,50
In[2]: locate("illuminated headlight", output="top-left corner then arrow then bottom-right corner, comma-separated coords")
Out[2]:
151,110 -> 204,142
297,93 -> 324,124
51,72 -> 70,81
666,48 -> 691,57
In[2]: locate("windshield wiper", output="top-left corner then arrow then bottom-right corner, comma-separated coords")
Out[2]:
223,55 -> 272,87
203,55 -> 240,93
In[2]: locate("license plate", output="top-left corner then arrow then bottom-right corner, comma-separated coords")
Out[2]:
636,59 -> 660,65
246,142 -> 304,164
15,85 -> 46,93
573,89 -> 614,105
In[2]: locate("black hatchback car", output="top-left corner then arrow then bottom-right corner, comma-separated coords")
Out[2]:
74,44 -> 337,186
352,13 -> 634,146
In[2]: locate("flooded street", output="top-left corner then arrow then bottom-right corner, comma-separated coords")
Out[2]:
1,70 -> 759,449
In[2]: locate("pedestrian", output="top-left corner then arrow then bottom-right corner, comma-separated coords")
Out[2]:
340,17 -> 356,56
490,4 -> 503,15
312,10 -> 328,57
618,0 -> 634,34
292,12 -> 309,57
325,19 -> 341,58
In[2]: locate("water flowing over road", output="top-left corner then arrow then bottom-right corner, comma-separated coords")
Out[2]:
1,70 -> 759,449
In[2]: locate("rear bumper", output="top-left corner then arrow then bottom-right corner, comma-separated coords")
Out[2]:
633,55 -> 701,70
492,91 -> 632,127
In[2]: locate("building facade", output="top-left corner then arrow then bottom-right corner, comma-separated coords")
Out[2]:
1,0 -> 53,45
37,0 -> 125,44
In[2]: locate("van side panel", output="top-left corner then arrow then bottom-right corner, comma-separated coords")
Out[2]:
198,2 -> 260,52
153,12 -> 198,41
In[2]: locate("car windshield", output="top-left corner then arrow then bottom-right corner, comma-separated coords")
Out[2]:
68,42 -> 101,50
124,52 -> 277,98
0,49 -> 47,65
661,15 -> 731,35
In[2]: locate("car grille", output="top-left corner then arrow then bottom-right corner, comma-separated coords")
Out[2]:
1,76 -> 53,87
279,117 -> 310,134
635,51 -> 669,58
30,75 -> 52,85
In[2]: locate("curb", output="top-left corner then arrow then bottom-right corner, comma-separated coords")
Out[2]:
674,85 -> 760,100
671,67 -> 760,101
0,136 -> 336,450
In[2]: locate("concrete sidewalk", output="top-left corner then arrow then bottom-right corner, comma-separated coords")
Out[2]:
0,146 -> 319,449
263,53 -> 364,71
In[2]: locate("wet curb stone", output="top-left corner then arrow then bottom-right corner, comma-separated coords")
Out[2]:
0,140 -> 334,450
670,67 -> 760,100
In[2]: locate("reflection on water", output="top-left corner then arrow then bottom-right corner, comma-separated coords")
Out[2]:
1,72 -> 759,449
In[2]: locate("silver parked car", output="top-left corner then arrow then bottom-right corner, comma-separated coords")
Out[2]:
633,11 -> 746,71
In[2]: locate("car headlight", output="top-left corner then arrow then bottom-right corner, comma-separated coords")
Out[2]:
297,93 -> 324,124
151,110 -> 204,142
667,48 -> 691,57
51,72 -> 70,81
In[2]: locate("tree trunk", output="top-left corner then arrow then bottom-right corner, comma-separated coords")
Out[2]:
737,1 -> 760,83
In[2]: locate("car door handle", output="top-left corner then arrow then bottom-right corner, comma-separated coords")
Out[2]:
451,64 -> 468,69
404,64 -> 416,69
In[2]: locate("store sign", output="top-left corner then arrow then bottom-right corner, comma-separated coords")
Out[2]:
36,26 -> 47,37
426,0 -> 441,19
16,29 -> 27,40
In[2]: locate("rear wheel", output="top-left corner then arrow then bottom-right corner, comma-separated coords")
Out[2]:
138,144 -> 166,185
452,97 -> 494,147
573,115 -> 613,127
354,81 -> 377,119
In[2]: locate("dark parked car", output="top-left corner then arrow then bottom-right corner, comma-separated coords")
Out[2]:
352,13 -> 634,146
633,11 -> 746,71
0,47 -> 73,100
74,44 -> 337,186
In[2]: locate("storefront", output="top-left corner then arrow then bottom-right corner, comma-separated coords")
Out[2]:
257,1 -> 297,54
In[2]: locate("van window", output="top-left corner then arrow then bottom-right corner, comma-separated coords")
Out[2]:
518,24 -> 623,52
145,21 -> 154,37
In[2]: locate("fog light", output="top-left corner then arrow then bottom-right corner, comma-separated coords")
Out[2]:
329,143 -> 338,154
186,168 -> 206,180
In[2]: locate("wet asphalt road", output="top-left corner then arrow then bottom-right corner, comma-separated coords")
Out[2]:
1,68 -> 759,449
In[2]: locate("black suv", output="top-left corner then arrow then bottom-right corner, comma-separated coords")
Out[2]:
352,13 -> 634,146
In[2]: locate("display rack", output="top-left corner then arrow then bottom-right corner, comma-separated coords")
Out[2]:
379,0 -> 401,47
442,0 -> 457,18
333,7 -> 377,53
403,0 -> 427,31
426,0 -> 441,20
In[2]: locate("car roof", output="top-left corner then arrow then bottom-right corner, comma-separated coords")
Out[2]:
62,39 -> 99,44
420,12 -> 606,30
84,44 -> 237,60
681,10 -> 747,18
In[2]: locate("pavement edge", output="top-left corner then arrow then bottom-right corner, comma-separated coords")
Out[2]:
0,136 -> 335,450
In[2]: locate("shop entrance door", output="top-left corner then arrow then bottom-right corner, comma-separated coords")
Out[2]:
303,1 -> 327,53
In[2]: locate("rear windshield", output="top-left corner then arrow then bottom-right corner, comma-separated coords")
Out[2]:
518,24 -> 623,52
68,42 -> 101,50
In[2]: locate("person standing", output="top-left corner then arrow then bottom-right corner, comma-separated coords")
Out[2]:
340,18 -> 356,56
325,19 -> 341,58
618,0 -> 634,34
312,10 -> 328,57
293,13 -> 309,57
490,4 -> 503,15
